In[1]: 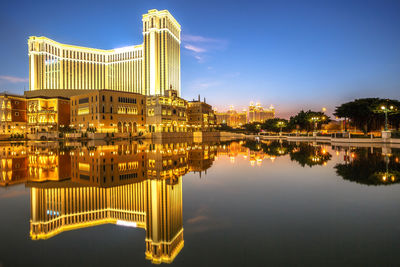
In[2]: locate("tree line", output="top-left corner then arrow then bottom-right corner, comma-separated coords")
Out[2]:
223,97 -> 399,134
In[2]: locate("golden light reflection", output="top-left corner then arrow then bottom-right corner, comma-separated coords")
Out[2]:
0,140 -> 224,263
2,140 -> 399,263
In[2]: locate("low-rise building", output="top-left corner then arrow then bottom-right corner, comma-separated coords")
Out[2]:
70,90 -> 146,135
27,96 -> 70,134
0,93 -> 27,135
146,89 -> 188,133
187,97 -> 216,131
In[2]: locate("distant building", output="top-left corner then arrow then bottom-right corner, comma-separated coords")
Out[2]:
247,102 -> 275,123
216,102 -> 274,128
215,106 -> 247,128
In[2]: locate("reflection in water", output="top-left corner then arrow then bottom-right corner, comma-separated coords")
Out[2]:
243,140 -> 332,167
1,140 -> 400,264
289,143 -> 332,167
1,140 -> 219,264
334,147 -> 400,185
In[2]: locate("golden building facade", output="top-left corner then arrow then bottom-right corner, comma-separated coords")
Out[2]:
70,90 -> 146,134
146,89 -> 187,133
27,96 -> 70,134
247,102 -> 275,123
216,103 -> 275,127
187,99 -> 216,131
28,9 -> 181,97
215,108 -> 247,128
0,93 -> 27,135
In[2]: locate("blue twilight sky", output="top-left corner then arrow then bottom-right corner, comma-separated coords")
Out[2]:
0,0 -> 399,117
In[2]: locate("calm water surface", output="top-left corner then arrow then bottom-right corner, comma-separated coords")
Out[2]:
0,139 -> 399,266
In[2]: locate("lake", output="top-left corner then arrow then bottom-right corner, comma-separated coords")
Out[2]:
0,139 -> 399,266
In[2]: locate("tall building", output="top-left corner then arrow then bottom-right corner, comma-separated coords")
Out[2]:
28,9 -> 181,97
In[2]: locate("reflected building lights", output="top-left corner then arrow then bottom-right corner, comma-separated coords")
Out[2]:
2,139 -> 399,263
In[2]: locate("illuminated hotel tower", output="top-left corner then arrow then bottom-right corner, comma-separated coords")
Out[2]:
28,9 -> 181,96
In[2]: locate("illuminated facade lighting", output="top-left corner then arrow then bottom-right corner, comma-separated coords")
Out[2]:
28,9 -> 181,97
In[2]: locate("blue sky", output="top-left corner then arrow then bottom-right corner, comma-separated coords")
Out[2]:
1,0 -> 399,117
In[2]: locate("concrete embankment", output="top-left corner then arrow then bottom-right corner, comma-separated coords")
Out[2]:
256,134 -> 400,148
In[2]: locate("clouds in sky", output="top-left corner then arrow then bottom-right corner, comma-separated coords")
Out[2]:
182,34 -> 228,63
187,79 -> 222,92
0,75 -> 28,83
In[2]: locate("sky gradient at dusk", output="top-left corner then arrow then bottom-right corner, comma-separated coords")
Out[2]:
1,0 -> 399,117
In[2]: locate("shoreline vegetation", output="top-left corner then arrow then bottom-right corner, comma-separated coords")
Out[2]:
217,97 -> 400,142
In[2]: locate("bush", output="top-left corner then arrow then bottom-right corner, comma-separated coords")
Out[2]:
350,134 -> 373,139
392,131 -> 400,139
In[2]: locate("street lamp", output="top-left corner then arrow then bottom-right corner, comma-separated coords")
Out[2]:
277,121 -> 285,135
381,105 -> 394,131
310,117 -> 319,131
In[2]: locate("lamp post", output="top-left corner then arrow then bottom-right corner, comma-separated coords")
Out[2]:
380,105 -> 393,131
310,117 -> 319,131
277,121 -> 285,136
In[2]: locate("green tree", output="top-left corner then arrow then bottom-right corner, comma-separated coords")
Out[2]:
242,122 -> 261,133
289,110 -> 330,132
334,98 -> 400,133
261,118 -> 290,133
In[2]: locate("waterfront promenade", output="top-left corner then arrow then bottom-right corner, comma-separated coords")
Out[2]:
250,133 -> 400,149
